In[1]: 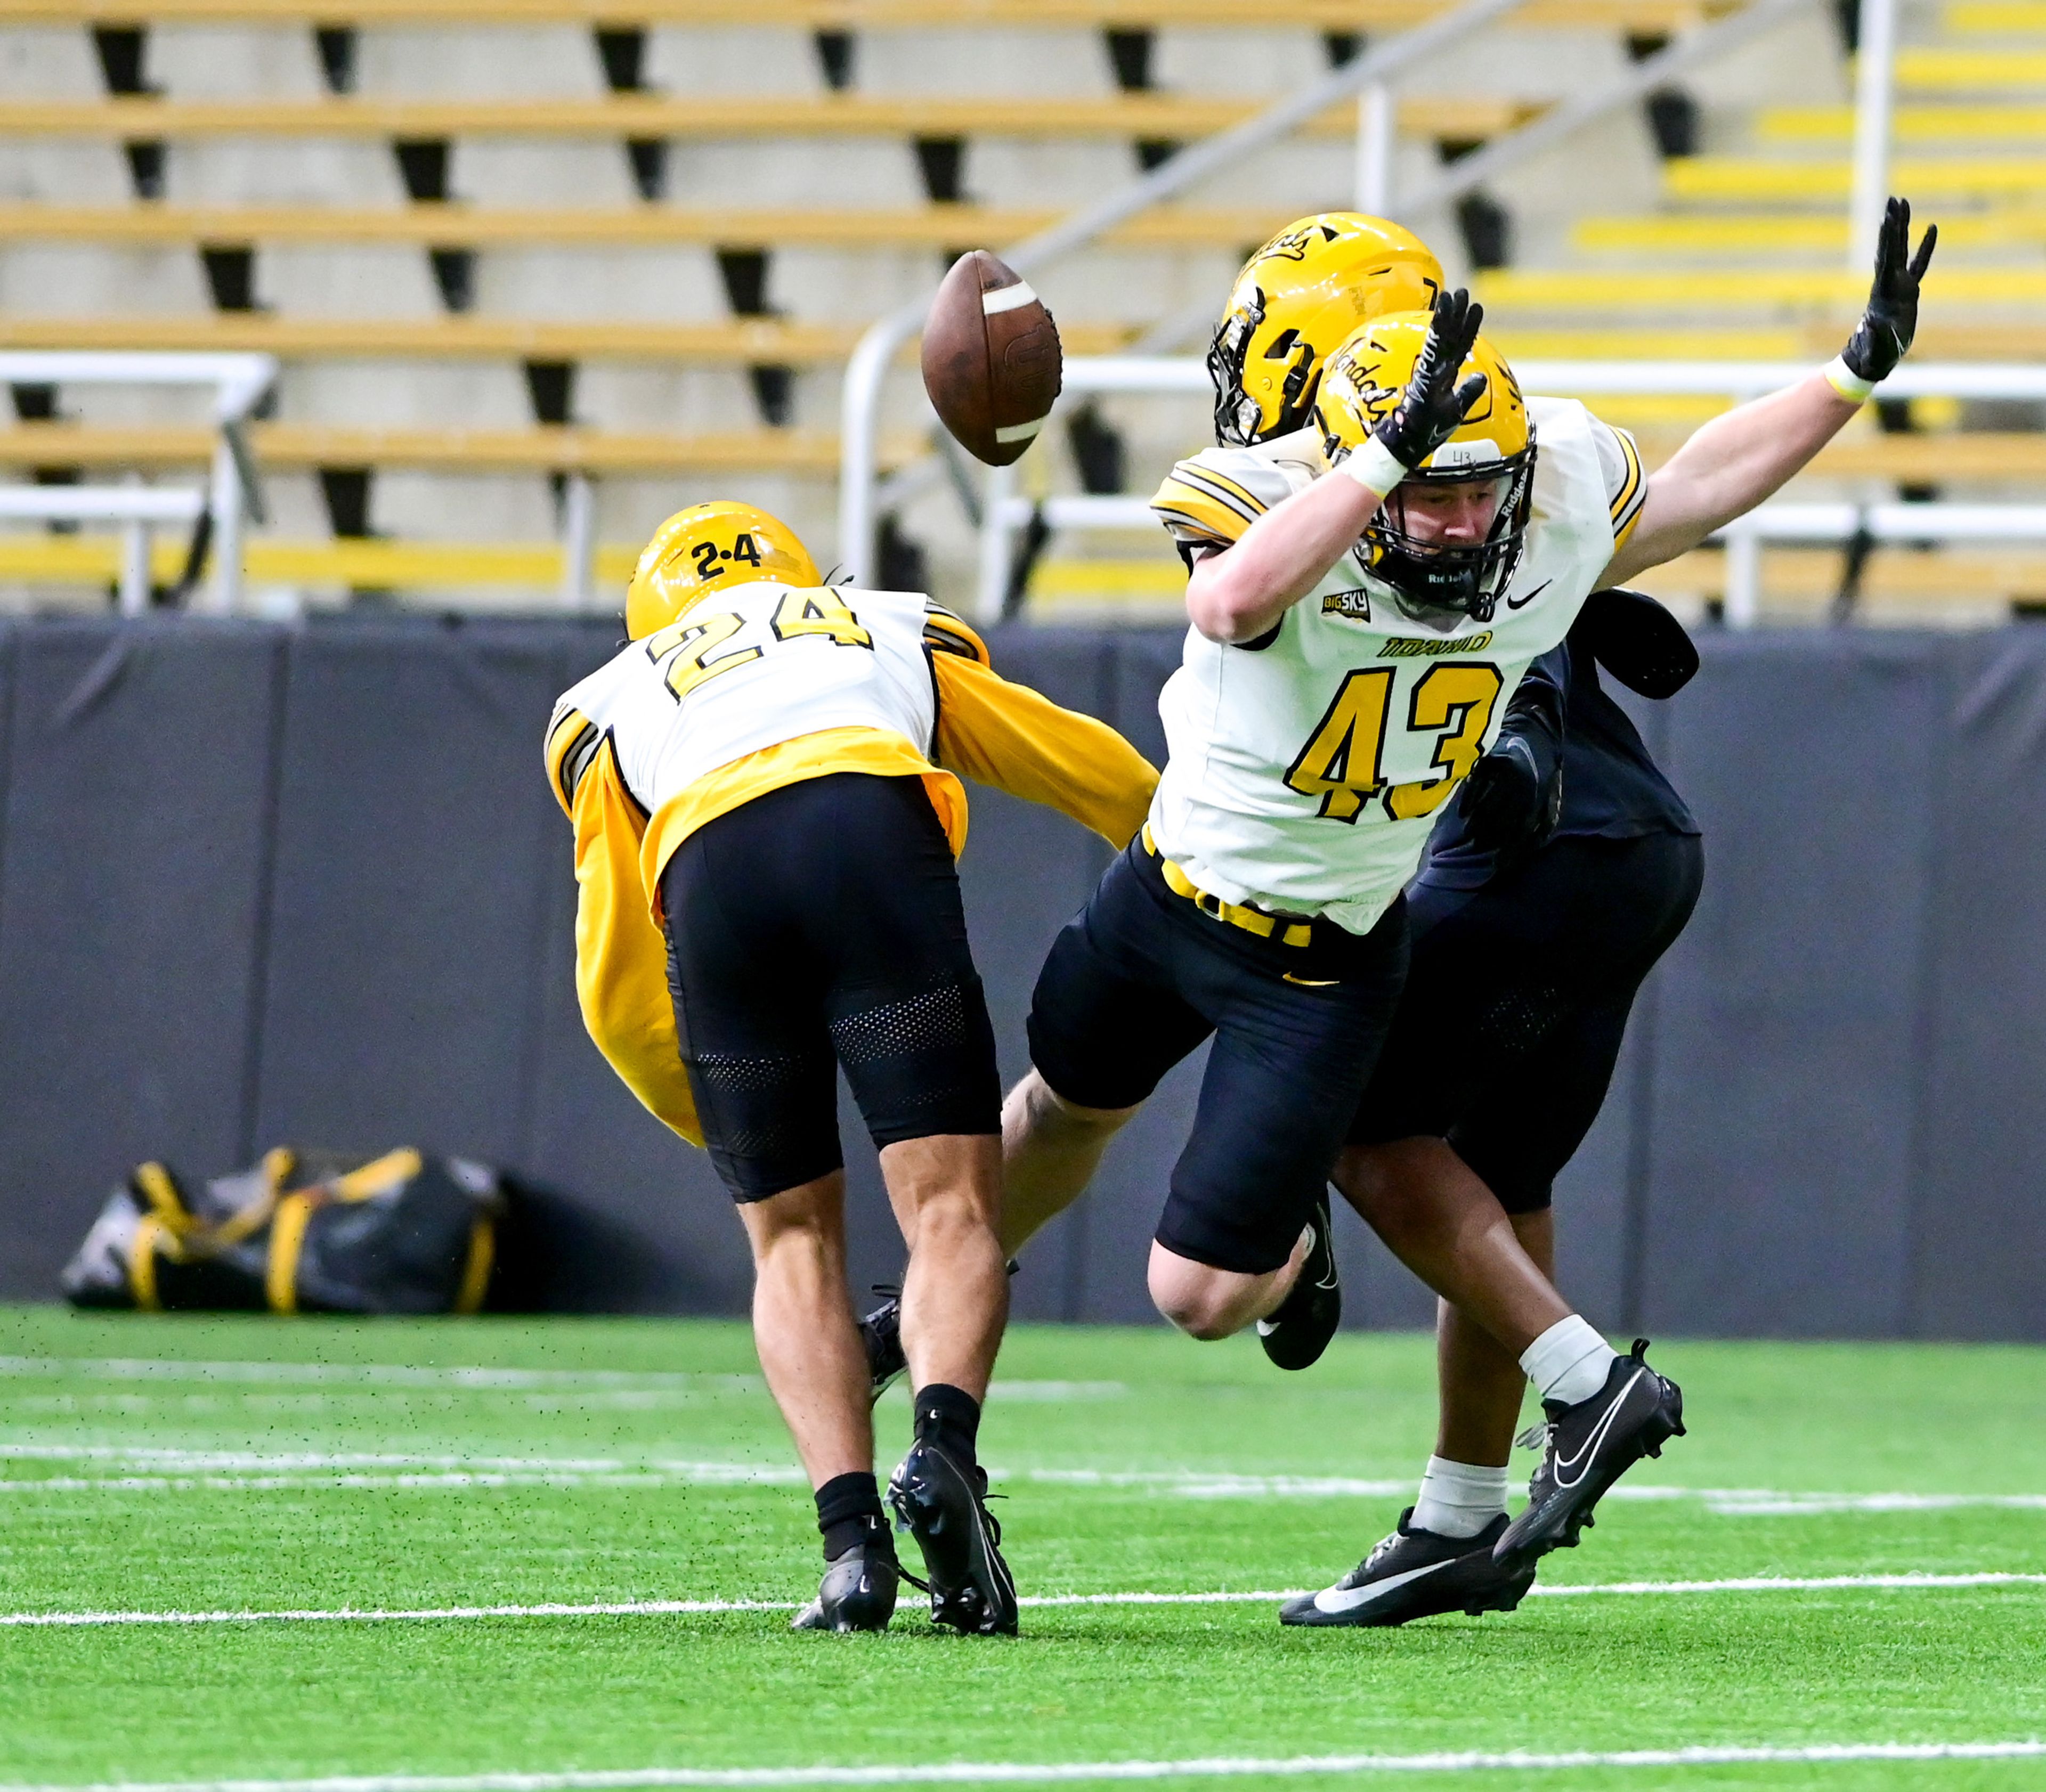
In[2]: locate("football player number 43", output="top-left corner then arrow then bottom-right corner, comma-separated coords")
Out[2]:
645,580 -> 873,704
1286,662 -> 1504,823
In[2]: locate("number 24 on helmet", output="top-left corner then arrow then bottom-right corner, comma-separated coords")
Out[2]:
625,500 -> 823,640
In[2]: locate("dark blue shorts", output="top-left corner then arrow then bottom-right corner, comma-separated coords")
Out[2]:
1027,836 -> 1408,1274
1346,831 -> 1704,1211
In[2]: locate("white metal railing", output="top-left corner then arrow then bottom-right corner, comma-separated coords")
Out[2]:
1849,0 -> 1900,271
0,351 -> 273,614
976,359 -> 2046,624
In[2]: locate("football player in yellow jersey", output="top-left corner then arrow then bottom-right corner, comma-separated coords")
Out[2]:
543,501 -> 1158,1636
983,199 -> 1936,1622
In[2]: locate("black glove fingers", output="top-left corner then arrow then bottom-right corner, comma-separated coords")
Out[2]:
1451,371 -> 1489,419
1907,222 -> 1938,285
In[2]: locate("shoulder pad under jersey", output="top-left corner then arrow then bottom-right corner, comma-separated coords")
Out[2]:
922,601 -> 992,666
1151,446 -> 1300,552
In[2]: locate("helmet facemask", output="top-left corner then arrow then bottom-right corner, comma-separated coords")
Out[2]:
1358,434 -> 1537,625
1207,288 -> 1320,447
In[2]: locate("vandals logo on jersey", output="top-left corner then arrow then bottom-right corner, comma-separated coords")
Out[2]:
1378,631 -> 1494,658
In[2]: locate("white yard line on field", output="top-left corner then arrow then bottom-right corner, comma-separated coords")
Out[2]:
5,1740 -> 2046,1788
0,1359 -> 1119,1402
4,1447 -> 2045,1514
6,1572 -> 2043,1627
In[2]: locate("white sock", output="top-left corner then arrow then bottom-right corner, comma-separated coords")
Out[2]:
1411,1455 -> 1511,1540
1520,1315 -> 1618,1408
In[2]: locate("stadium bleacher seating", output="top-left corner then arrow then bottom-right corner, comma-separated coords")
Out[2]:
0,0 -> 2037,618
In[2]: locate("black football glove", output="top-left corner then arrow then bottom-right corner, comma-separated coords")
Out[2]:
1375,288 -> 1489,472
1573,588 -> 1699,700
1459,678 -> 1563,855
1839,196 -> 1937,386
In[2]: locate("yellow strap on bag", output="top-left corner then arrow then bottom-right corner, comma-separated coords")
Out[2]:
265,1191 -> 319,1315
454,1220 -> 494,1317
331,1148 -> 424,1202
127,1214 -> 170,1311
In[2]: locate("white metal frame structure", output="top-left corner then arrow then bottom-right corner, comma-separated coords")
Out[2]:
975,359 -> 2046,625
0,351 -> 274,614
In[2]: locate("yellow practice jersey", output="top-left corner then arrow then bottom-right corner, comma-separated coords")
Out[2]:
543,587 -> 1158,1146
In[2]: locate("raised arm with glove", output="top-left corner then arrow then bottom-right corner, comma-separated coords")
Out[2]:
1606,196 -> 1936,587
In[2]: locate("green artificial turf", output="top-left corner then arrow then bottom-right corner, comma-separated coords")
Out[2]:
2,1306 -> 2044,1791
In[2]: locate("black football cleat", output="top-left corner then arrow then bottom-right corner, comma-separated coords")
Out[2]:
887,1437 -> 1018,1636
1494,1337 -> 1685,1570
1279,1509 -> 1534,1627
1256,1191 -> 1341,1371
1277,1505 -> 1538,1628
859,1286 -> 907,1405
790,1536 -> 900,1633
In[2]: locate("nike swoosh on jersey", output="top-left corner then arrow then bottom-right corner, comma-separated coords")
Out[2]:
1281,973 -> 1339,987
1313,1558 -> 1455,1614
1506,579 -> 1553,612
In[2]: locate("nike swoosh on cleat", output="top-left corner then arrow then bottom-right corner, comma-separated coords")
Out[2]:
1552,1367 -> 1649,1492
1313,1559 -> 1455,1615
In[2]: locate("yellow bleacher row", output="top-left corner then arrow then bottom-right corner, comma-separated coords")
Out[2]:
3,200 -> 2031,258
0,95 -> 1540,140
1758,105 -> 2046,139
1948,2 -> 2046,30
0,422 -> 2033,478
1,315 -> 2040,363
1664,158 -> 2046,200
0,422 -> 897,472
0,0 -> 1743,29
1575,211 -> 2046,251
0,203 -> 1301,251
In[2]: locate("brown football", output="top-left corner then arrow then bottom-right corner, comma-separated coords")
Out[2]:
921,249 -> 1063,467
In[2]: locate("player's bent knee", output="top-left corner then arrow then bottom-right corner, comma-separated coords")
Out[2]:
1147,1244 -> 1254,1341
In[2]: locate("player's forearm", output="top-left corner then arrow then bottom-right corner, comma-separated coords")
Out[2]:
1605,371 -> 1858,582
1184,471 -> 1383,644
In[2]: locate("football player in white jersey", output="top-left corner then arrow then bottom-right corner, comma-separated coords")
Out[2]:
544,501 -> 1157,1636
990,199 -> 1936,1622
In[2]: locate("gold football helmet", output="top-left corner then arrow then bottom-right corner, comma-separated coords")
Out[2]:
624,501 -> 822,640
1312,311 -> 1536,623
1208,214 -> 1446,447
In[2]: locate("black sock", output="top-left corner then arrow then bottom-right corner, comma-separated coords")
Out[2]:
912,1382 -> 983,1469
813,1470 -> 889,1562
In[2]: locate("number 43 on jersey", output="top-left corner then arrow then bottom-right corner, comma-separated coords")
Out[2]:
1285,662 -> 1505,824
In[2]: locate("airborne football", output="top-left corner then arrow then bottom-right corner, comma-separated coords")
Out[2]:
2,6 -> 2042,1791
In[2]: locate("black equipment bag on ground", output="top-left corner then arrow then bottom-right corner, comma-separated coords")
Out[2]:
62,1147 -> 502,1315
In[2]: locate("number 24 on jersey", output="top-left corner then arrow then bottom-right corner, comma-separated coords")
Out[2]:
643,587 -> 874,703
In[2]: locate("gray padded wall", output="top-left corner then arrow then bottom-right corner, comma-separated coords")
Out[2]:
0,622 -> 284,1298
1638,636 -> 1944,1337
1910,632 -> 2046,1340
1,617 -> 2044,1340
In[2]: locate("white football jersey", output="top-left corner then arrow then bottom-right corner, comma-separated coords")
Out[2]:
1147,397 -> 1645,934
550,583 -> 943,815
